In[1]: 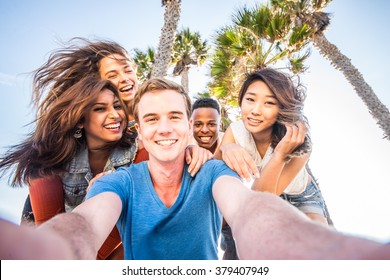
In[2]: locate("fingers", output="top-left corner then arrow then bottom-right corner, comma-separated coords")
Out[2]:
288,121 -> 307,145
229,152 -> 258,182
206,150 -> 214,160
221,144 -> 258,182
186,145 -> 199,175
185,146 -> 192,164
296,121 -> 307,143
87,171 -> 113,192
186,145 -> 213,176
276,121 -> 307,157
245,156 -> 260,179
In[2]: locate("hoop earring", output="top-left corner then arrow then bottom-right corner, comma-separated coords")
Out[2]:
74,128 -> 82,139
127,120 -> 137,133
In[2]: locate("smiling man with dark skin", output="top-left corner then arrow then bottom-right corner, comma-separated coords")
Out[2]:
191,98 -> 223,154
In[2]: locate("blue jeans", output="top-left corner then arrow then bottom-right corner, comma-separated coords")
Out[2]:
280,180 -> 328,217
220,222 -> 239,260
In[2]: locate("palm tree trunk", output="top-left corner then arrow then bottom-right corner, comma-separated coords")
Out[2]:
312,32 -> 390,140
180,66 -> 189,93
151,0 -> 181,78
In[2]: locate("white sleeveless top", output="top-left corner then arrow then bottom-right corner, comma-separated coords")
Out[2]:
230,120 -> 308,195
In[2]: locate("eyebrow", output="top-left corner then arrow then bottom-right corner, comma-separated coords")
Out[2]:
246,92 -> 277,98
92,102 -> 108,106
103,70 -> 118,76
194,120 -> 217,123
103,64 -> 133,76
142,111 -> 185,119
170,111 -> 185,115
92,98 -> 119,106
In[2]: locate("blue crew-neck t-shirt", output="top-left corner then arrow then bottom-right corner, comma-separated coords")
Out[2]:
86,159 -> 239,260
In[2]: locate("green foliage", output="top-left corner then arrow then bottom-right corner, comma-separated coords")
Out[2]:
289,49 -> 311,74
132,47 -> 155,82
172,27 -> 209,76
208,3 -> 305,115
206,0 -> 334,119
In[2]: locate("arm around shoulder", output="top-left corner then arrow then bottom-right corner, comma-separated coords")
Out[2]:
214,125 -> 235,160
215,125 -> 258,181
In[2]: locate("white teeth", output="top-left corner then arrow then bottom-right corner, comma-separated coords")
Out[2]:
121,85 -> 133,92
105,123 -> 120,129
156,139 -> 176,146
200,137 -> 211,141
249,118 -> 261,123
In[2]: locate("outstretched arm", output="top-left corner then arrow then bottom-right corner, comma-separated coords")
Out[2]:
22,191 -> 121,259
67,192 -> 122,258
212,177 -> 389,259
0,218 -> 74,259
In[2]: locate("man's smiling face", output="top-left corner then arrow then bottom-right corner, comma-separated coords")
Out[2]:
135,89 -> 192,164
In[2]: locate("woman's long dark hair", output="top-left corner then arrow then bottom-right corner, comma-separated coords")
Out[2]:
0,77 -> 130,186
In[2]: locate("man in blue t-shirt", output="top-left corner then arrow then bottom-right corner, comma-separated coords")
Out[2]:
83,77 -> 246,259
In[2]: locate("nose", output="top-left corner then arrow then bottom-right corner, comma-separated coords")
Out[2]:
120,72 -> 130,83
200,124 -> 210,133
251,102 -> 262,116
157,117 -> 173,134
108,108 -> 120,119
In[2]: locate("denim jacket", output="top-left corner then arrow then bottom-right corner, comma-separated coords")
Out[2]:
61,143 -> 137,211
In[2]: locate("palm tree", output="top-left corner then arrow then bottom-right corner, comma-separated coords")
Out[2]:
270,0 -> 390,139
208,4 -> 311,113
132,47 -> 155,83
151,0 -> 181,78
171,28 -> 209,93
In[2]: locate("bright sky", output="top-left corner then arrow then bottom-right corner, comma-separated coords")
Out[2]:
0,0 -> 389,244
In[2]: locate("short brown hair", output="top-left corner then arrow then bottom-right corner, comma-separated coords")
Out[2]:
133,78 -> 192,122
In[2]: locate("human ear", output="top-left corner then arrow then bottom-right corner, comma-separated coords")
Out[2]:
135,123 -> 142,141
188,119 -> 193,136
